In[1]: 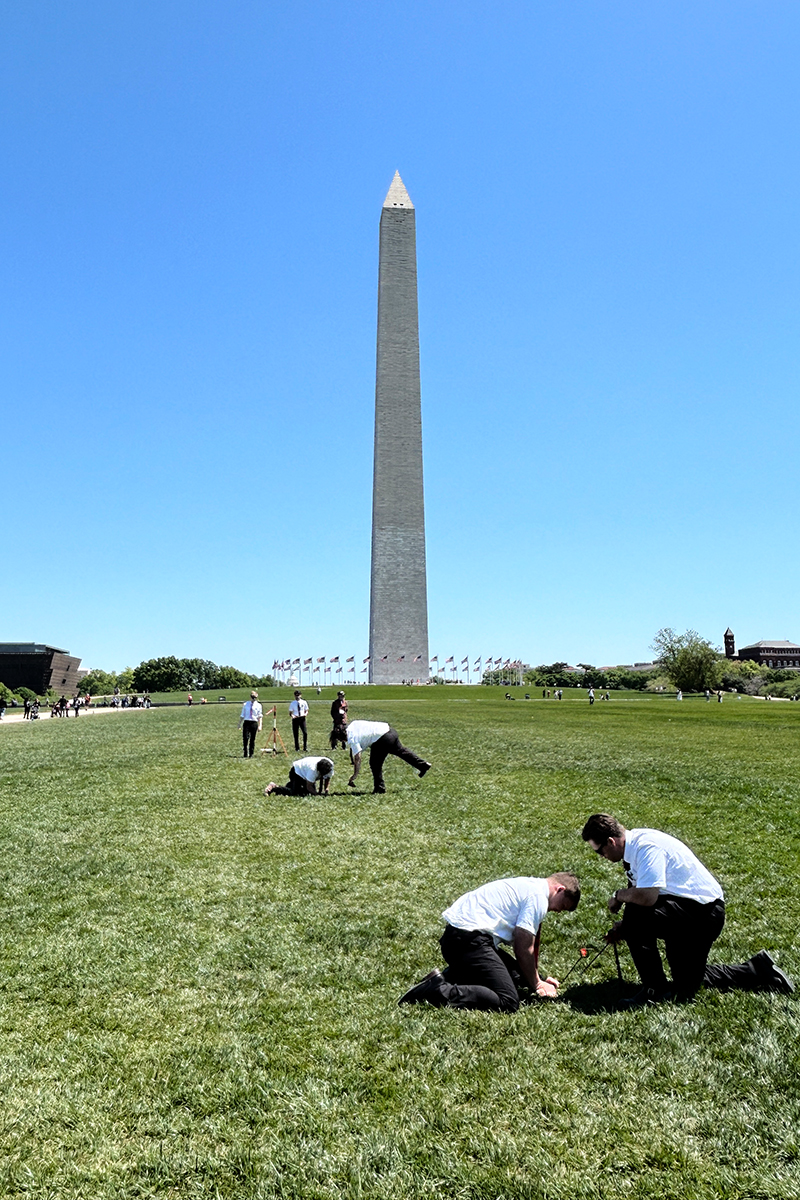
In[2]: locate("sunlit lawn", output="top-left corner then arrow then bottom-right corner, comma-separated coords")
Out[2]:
0,688 -> 797,1198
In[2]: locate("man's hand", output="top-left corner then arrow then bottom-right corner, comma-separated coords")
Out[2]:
605,921 -> 625,944
535,978 -> 559,998
348,776 -> 356,787
608,891 -> 623,914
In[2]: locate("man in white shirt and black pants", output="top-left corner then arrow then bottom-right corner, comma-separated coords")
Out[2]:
582,813 -> 794,1004
346,719 -> 431,794
399,873 -> 580,1011
238,691 -> 263,758
288,690 -> 309,752
264,756 -> 334,796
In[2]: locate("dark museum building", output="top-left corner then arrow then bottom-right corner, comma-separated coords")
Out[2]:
0,643 -> 83,695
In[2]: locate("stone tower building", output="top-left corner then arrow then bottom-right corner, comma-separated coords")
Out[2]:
368,173 -> 429,685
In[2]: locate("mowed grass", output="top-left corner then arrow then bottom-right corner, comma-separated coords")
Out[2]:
0,689 -> 798,1199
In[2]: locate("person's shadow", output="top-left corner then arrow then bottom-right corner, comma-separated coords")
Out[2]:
560,979 -> 634,1013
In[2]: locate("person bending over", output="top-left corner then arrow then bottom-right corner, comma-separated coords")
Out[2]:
264,756 -> 334,797
346,719 -> 431,794
582,813 -> 794,1005
399,873 -> 580,1011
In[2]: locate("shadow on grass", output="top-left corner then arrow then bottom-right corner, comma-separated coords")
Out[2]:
560,979 -> 636,1012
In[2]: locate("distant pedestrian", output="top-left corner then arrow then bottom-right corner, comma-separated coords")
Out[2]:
330,690 -> 348,750
0,697 -> 6,720
239,691 -> 263,758
72,695 -> 81,716
23,698 -> 31,719
676,690 -> 683,701
705,690 -> 711,702
264,756 -> 334,797
289,690 -> 309,751
588,688 -> 595,705
187,693 -> 193,706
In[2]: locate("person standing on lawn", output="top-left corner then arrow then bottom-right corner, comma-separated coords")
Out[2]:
289,690 -> 309,751
398,873 -> 581,1011
582,813 -> 794,1004
346,719 -> 431,794
238,691 -> 263,758
329,690 -> 348,750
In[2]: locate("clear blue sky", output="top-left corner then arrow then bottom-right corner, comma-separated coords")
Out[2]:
3,1 -> 799,674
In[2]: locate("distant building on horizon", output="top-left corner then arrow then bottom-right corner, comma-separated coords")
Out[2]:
724,629 -> 800,669
0,643 -> 83,695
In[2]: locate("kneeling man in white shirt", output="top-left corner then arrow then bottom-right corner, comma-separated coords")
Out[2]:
583,813 -> 793,1004
399,873 -> 580,1011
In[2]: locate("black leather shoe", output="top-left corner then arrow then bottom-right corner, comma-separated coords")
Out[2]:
751,950 -> 794,994
418,762 -> 432,778
398,969 -> 446,1006
373,786 -> 386,794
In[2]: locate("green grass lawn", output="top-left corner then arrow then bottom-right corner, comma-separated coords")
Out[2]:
0,689 -> 798,1198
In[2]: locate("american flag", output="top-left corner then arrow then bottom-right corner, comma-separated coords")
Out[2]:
346,656 -> 355,663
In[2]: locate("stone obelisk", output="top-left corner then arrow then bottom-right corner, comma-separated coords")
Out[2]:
368,172 -> 429,685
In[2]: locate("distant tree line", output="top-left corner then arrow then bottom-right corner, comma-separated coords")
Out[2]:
482,663 -> 653,690
480,631 -> 800,698
79,657 -> 275,696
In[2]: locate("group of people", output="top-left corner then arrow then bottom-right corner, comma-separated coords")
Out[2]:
240,688 -> 432,798
49,694 -> 89,717
236,688 -> 792,1012
398,814 -> 793,1010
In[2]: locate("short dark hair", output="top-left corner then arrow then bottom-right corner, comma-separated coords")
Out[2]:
550,871 -> 581,909
317,758 -> 334,777
581,814 -> 625,844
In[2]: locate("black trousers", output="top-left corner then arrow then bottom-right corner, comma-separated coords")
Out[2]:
432,926 -> 521,1012
272,767 -> 307,796
369,728 -> 427,792
622,897 -> 763,998
242,720 -> 259,757
292,716 -> 307,750
330,722 -> 348,749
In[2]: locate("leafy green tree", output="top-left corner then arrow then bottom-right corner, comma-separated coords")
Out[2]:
217,665 -> 255,689
132,657 -> 193,692
651,628 -> 722,692
80,669 -> 118,696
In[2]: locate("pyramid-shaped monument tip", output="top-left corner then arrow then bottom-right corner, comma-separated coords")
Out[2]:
382,171 -> 414,209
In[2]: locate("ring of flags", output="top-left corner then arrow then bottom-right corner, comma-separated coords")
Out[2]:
269,655 -> 523,684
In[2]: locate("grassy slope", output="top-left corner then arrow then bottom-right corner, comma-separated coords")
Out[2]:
0,690 -> 798,1199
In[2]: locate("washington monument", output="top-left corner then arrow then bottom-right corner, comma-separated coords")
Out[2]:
368,172 -> 429,685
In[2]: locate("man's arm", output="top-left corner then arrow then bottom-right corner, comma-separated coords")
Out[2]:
348,750 -> 361,785
512,927 -> 558,998
608,886 -> 660,914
